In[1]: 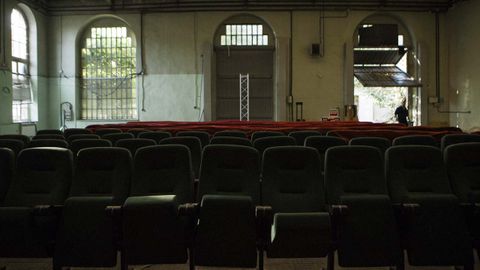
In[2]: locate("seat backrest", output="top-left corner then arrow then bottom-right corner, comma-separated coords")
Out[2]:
4,147 -> 72,207
324,145 -> 387,205
71,147 -> 131,204
0,134 -> 30,145
0,148 -> 15,203
115,138 -> 156,156
63,128 -> 92,138
349,136 -> 391,154
69,139 -> 112,157
213,130 -> 247,138
37,129 -> 63,136
176,131 -> 210,148
132,145 -> 194,204
67,134 -> 101,143
288,130 -> 322,145
444,142 -> 480,204
441,134 -> 480,151
253,136 -> 296,156
386,145 -> 452,204
305,136 -> 347,172
262,146 -> 325,213
33,134 -> 66,140
102,132 -> 135,145
210,136 -> 252,147
95,128 -> 123,136
127,128 -> 149,138
0,139 -> 25,156
250,131 -> 284,142
198,145 -> 260,204
27,139 -> 69,148
138,131 -> 172,143
159,136 -> 202,179
392,135 -> 437,147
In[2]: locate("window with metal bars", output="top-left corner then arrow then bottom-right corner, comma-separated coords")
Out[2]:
80,24 -> 137,120
11,8 -> 32,123
220,24 -> 269,46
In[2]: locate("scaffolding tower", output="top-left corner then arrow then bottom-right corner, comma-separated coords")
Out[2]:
239,73 -> 249,121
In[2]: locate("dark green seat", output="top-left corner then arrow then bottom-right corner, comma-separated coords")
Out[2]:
94,128 -> 123,136
325,145 -> 402,268
27,139 -> 68,148
138,131 -> 172,143
37,129 -> 63,136
444,142 -> 480,257
210,136 -> 252,147
33,134 -> 65,140
127,128 -> 149,137
288,130 -> 322,145
63,128 -> 92,138
305,136 -> 347,173
176,130 -> 210,148
159,136 -> 202,179
441,134 -> 480,151
0,148 -> 72,258
250,131 -> 284,142
0,139 -> 25,156
252,136 -> 296,156
0,148 -> 14,203
102,132 -> 134,145
69,139 -> 112,158
349,136 -> 391,154
262,146 -> 332,263
115,138 -> 156,156
213,130 -> 247,138
122,145 -> 194,266
194,145 -> 260,268
392,135 -> 437,147
53,147 -> 131,268
0,134 -> 30,145
386,145 -> 473,268
67,134 -> 100,143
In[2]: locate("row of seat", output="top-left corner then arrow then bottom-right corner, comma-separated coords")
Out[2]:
0,143 -> 479,269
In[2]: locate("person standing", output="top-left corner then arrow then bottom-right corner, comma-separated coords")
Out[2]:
395,98 -> 409,125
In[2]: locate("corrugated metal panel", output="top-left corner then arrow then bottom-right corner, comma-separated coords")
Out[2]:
354,66 -> 421,87
354,48 -> 406,65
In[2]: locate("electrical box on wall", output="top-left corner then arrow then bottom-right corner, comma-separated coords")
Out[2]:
310,43 -> 324,57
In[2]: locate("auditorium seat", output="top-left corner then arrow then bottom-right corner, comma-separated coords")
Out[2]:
63,128 -> 92,138
0,148 -> 14,203
444,142 -> 480,257
261,146 -> 333,268
392,135 -> 437,147
102,132 -> 135,145
0,134 -> 30,145
37,129 -> 63,136
325,145 -> 403,268
27,139 -> 69,148
304,136 -> 347,173
159,136 -> 202,179
250,131 -> 284,142
127,128 -> 149,137
213,130 -> 247,138
32,134 -> 66,140
253,136 -> 296,156
176,130 -> 210,148
386,145 -> 473,268
69,139 -> 112,158
288,130 -> 322,145
0,139 -> 25,156
0,148 -> 72,258
210,136 -> 252,147
441,133 -> 480,151
122,145 -> 194,267
54,147 -> 132,269
94,128 -> 123,136
115,138 -> 156,156
193,145 -> 260,268
66,134 -> 101,143
138,131 -> 172,143
349,136 -> 391,155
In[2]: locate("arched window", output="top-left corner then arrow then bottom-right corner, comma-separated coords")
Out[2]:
11,8 -> 31,122
80,20 -> 137,120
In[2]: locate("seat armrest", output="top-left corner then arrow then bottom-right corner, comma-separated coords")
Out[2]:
178,203 -> 199,217
105,205 -> 122,218
33,205 -> 63,216
329,204 -> 349,216
255,205 -> 273,249
255,206 -> 273,224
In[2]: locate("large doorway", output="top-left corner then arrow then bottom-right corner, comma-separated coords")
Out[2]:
353,16 -> 421,125
214,15 -> 275,120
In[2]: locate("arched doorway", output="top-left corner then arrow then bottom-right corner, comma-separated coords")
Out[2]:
213,14 -> 275,120
353,15 -> 421,125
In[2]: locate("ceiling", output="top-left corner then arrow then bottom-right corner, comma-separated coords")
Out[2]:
23,0 -> 467,14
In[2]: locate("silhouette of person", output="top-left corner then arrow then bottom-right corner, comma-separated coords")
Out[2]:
395,98 -> 409,125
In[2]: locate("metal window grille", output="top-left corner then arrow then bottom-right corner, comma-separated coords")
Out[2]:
221,24 -> 268,46
81,26 -> 137,120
